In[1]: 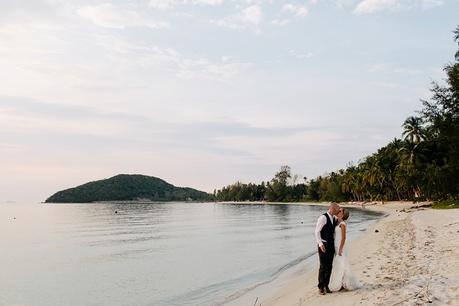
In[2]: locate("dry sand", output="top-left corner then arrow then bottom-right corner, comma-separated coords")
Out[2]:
253,202 -> 459,306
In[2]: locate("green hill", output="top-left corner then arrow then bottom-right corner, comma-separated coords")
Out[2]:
45,174 -> 210,203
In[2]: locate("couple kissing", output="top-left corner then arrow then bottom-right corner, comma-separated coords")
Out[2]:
315,203 -> 362,295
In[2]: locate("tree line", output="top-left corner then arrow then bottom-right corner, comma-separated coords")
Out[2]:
213,26 -> 459,203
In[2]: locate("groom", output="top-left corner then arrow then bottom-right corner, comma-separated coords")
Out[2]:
315,203 -> 340,295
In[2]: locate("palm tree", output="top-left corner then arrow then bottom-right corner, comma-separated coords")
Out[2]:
402,116 -> 425,144
454,25 -> 459,61
384,139 -> 404,200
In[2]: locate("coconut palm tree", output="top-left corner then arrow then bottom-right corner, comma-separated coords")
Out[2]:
454,25 -> 459,61
402,116 -> 425,144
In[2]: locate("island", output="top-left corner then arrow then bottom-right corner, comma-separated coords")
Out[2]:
45,174 -> 210,203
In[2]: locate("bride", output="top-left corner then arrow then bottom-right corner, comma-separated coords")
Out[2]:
328,208 -> 362,292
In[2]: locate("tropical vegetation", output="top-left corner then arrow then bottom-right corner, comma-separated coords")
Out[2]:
214,26 -> 459,203
46,174 -> 210,203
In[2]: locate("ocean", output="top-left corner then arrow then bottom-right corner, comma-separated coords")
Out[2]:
0,202 -> 381,306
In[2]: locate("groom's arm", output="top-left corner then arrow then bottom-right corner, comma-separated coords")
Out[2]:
315,215 -> 326,251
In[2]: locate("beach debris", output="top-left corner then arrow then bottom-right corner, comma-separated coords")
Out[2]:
412,203 -> 433,209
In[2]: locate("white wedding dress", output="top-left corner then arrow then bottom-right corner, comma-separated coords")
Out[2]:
328,221 -> 362,291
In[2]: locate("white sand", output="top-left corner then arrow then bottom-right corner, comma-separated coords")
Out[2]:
247,202 -> 459,306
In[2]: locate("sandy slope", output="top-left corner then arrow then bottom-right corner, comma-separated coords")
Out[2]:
256,202 -> 459,306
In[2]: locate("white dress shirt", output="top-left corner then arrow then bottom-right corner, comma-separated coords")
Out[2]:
315,212 -> 335,247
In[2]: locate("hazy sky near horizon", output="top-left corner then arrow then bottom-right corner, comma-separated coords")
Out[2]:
1,0 -> 458,203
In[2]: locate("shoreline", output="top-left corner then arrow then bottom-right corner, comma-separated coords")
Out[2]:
222,201 -> 386,306
235,201 -> 459,306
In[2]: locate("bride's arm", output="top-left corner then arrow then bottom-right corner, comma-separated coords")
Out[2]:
338,223 -> 346,256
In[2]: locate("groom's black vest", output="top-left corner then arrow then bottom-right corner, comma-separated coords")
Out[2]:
321,213 -> 335,244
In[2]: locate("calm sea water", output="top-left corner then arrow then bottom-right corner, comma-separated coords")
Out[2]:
0,202 -> 381,306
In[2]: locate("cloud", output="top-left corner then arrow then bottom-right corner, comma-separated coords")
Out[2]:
241,5 -> 263,25
210,5 -> 263,31
353,0 -> 444,14
191,0 -> 224,5
77,3 -> 169,29
0,98 -> 314,157
282,3 -> 309,17
149,0 -> 178,10
3,98 -> 391,175
92,36 -> 254,81
148,0 -> 223,10
420,0 -> 444,8
353,0 -> 400,14
288,49 -> 314,59
271,19 -> 290,27
272,3 -> 308,27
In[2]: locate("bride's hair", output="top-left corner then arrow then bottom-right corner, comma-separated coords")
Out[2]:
342,208 -> 350,221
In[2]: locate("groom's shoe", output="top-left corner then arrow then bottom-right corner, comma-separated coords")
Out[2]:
318,288 -> 326,295
325,286 -> 332,293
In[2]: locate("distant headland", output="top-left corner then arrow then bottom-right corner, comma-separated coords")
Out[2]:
45,174 -> 210,203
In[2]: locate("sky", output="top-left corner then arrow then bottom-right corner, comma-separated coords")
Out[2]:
1,0 -> 458,203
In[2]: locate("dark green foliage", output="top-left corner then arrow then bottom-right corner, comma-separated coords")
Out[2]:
45,174 -> 210,203
265,165 -> 291,201
432,199 -> 459,209
214,181 -> 266,201
215,166 -> 308,202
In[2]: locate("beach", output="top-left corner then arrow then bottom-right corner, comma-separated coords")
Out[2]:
252,202 -> 459,306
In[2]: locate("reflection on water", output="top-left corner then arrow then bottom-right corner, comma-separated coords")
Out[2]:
0,202 -> 381,306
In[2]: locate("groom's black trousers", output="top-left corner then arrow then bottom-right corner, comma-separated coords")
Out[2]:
318,242 -> 335,289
